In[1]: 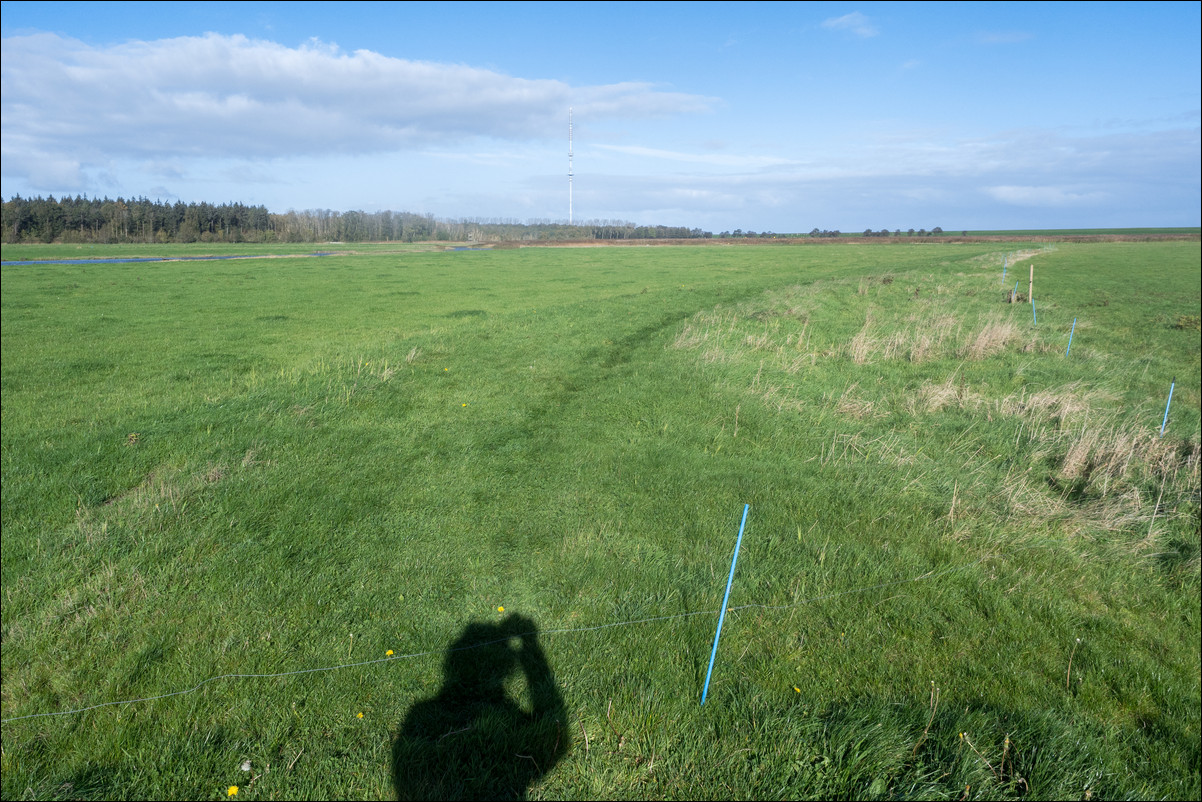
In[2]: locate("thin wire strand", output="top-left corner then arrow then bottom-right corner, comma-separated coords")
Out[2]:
1,558 -> 985,724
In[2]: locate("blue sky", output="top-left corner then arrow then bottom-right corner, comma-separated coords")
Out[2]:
2,1 -> 1199,232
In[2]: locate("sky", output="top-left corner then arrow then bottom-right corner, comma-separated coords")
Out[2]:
1,1 -> 1199,232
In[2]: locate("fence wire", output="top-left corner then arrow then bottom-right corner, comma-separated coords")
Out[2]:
1,558 -> 985,724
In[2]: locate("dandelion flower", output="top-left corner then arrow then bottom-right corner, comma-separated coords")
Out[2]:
463,403 -> 467,407
386,650 -> 394,656
497,606 -> 504,612
794,687 -> 801,693
228,787 -> 239,797
357,712 -> 364,719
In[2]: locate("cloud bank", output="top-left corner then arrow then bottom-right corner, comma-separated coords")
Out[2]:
570,125 -> 1200,230
1,29 -> 1195,230
0,32 -> 715,165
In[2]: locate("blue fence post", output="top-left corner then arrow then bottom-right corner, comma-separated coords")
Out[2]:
701,504 -> 750,706
1161,378 -> 1176,437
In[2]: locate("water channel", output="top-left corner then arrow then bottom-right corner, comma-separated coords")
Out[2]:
0,253 -> 334,266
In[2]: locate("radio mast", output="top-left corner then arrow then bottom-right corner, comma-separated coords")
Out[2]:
568,107 -> 574,225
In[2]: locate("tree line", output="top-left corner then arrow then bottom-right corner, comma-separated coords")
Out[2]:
855,227 -> 946,237
2,195 -> 712,244
716,227 -> 948,239
807,227 -> 946,238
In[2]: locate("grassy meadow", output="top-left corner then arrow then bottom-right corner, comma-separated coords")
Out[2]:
1,239 -> 1199,800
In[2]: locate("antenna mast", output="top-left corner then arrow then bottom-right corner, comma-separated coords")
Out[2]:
568,107 -> 574,225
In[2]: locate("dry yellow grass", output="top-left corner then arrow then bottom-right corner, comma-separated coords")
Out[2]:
834,383 -> 890,420
669,268 -> 1197,567
961,316 -> 1023,360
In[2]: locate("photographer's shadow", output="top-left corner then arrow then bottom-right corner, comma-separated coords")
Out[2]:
392,614 -> 567,801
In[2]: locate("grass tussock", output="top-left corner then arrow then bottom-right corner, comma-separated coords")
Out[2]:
961,316 -> 1024,360
910,378 -> 1103,422
1051,421 -> 1200,498
834,383 -> 890,420
847,311 -> 1039,364
673,277 -> 1044,369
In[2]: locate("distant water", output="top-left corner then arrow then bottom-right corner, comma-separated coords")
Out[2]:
0,253 -> 334,266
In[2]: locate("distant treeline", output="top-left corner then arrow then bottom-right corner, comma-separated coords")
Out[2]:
1,195 -> 711,244
717,227 -> 948,238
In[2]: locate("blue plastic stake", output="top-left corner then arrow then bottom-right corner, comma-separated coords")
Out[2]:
1032,298 -> 1037,327
1012,280 -> 1020,301
1066,318 -> 1076,355
1161,378 -> 1175,437
701,504 -> 750,706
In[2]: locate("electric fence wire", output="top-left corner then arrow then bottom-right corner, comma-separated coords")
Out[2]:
1,558 -> 987,724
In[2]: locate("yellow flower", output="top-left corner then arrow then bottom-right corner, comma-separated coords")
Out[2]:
228,787 -> 239,797
462,403 -> 467,407
794,686 -> 801,693
357,712 -> 364,719
386,650 -> 394,656
497,606 -> 504,612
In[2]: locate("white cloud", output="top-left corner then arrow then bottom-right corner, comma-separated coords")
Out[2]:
593,144 -> 799,169
0,32 -> 716,168
4,151 -> 85,189
821,12 -> 879,38
984,185 -> 1109,207
558,125 -> 1200,229
421,148 -> 543,167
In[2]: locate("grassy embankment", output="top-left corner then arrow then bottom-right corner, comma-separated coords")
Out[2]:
1,240 -> 1198,799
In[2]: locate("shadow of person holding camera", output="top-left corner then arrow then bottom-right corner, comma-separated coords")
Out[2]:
392,614 -> 567,801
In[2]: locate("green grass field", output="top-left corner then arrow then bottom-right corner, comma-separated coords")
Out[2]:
2,240 -> 1199,800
